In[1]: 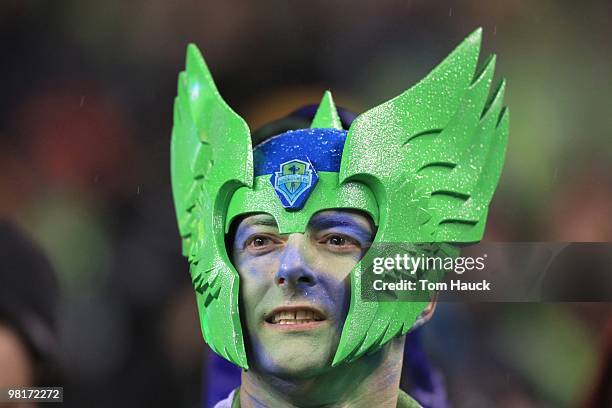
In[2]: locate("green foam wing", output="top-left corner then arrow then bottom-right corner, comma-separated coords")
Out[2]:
171,44 -> 252,368
333,28 -> 509,365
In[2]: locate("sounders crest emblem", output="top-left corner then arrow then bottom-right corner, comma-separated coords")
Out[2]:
270,159 -> 318,210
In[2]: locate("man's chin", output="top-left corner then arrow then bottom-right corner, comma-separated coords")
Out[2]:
249,322 -> 342,378
256,349 -> 333,380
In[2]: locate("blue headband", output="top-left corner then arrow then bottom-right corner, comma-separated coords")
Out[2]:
253,128 -> 347,210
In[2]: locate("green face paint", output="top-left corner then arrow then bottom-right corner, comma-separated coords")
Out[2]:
231,210 -> 374,377
170,27 -> 509,369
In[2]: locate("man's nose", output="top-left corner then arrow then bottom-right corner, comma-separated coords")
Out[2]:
275,236 -> 317,290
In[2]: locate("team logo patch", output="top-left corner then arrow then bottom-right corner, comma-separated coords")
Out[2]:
270,159 -> 318,210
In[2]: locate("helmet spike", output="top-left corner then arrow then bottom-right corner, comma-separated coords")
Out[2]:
311,90 -> 343,130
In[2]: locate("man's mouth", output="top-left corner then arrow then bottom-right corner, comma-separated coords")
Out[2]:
265,307 -> 326,326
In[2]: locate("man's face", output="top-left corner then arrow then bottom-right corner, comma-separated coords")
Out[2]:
231,210 -> 374,379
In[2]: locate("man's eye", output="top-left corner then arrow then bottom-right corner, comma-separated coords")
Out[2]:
252,237 -> 269,247
328,235 -> 346,246
323,234 -> 359,249
246,235 -> 277,251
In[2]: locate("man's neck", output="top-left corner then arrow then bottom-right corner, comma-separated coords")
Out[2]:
240,337 -> 406,408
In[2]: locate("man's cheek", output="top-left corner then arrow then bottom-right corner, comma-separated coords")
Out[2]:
239,260 -> 276,320
240,264 -> 267,304
312,254 -> 357,281
241,255 -> 278,278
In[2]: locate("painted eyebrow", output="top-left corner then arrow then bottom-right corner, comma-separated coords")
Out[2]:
233,215 -> 279,249
308,213 -> 372,234
241,215 -> 278,228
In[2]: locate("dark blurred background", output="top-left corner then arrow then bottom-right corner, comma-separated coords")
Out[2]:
0,1 -> 611,407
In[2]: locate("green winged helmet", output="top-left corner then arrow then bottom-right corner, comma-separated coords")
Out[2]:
171,28 -> 509,369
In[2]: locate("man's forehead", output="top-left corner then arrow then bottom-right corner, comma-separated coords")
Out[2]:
239,214 -> 278,227
238,210 -> 373,230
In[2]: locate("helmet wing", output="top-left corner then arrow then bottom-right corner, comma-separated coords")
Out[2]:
334,28 -> 509,364
171,44 -> 252,368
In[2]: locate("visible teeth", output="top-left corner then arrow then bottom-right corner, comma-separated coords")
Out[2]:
278,319 -> 315,325
270,309 -> 323,324
296,310 -> 313,320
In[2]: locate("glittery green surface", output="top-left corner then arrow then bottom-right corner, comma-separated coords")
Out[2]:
170,27 -> 509,369
226,172 -> 378,235
334,27 -> 508,364
310,91 -> 343,130
171,44 -> 252,368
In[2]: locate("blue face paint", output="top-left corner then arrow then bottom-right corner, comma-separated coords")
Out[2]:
231,210 -> 375,377
307,212 -> 375,253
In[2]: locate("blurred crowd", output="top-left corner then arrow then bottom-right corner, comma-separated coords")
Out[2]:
0,1 -> 610,407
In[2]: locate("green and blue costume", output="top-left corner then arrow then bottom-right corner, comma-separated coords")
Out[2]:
171,28 -> 509,370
